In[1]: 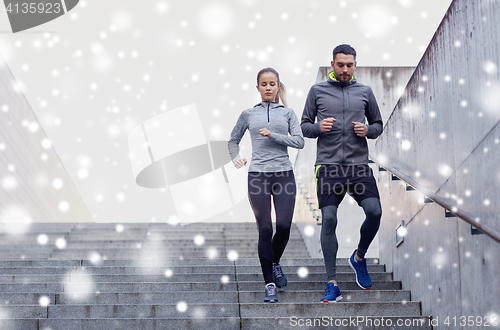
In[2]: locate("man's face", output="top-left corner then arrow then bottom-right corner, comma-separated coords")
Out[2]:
331,53 -> 356,83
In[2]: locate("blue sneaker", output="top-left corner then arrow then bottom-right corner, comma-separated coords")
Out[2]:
321,282 -> 343,303
272,263 -> 287,288
264,283 -> 278,303
348,250 -> 372,290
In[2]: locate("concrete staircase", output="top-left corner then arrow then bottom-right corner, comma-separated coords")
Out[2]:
0,222 -> 431,329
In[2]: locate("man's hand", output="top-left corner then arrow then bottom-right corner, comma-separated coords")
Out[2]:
352,122 -> 368,137
320,117 -> 336,132
259,128 -> 272,138
234,158 -> 247,169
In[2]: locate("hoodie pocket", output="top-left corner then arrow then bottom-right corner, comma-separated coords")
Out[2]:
347,109 -> 364,122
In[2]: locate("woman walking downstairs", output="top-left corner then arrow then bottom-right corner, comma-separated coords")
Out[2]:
228,68 -> 304,303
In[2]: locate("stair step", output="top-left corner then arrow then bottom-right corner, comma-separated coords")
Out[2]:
0,264 -> 385,275
49,290 -> 411,304
62,282 -> 238,292
46,303 -> 239,318
237,281 -> 402,291
38,318 -> 241,330
239,301 -> 421,317
0,222 -> 425,329
242,316 -> 432,330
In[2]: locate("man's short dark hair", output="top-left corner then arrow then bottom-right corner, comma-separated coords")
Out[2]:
333,44 -> 356,61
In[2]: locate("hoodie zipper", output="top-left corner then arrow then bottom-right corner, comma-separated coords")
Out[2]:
342,87 -> 346,165
267,103 -> 270,122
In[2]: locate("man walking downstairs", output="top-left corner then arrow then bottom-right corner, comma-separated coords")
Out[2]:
300,44 -> 383,303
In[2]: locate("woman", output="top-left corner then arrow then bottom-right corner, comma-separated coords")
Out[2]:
228,67 -> 304,303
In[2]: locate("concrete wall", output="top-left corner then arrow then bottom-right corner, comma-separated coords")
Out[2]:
374,0 -> 500,328
0,55 -> 94,224
295,66 -> 415,258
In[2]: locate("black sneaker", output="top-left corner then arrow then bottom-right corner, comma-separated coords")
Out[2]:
272,263 -> 287,288
264,283 -> 278,303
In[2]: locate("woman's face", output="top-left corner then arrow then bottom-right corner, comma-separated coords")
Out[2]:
256,72 -> 279,103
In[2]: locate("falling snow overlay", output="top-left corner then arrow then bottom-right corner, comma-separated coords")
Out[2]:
2,0 -> 498,325
0,0 -> 452,224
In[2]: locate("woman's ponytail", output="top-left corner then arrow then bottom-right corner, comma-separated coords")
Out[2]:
275,82 -> 287,108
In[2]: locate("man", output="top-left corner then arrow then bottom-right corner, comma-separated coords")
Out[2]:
300,44 -> 383,303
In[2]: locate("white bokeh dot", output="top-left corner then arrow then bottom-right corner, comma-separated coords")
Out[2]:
37,234 -> 49,245
55,237 -> 67,249
59,201 -> 70,212
206,247 -> 218,259
39,296 -> 50,307
116,193 -> 125,202
297,267 -> 309,278
304,225 -> 315,236
156,2 -> 168,13
483,61 -> 498,75
28,122 -> 39,133
401,140 -> 412,151
77,168 -> 89,179
194,235 -> 205,246
397,226 -> 408,237
227,250 -> 238,261
176,301 -> 188,313
199,5 -> 233,39
88,252 -> 102,265
52,178 -> 63,189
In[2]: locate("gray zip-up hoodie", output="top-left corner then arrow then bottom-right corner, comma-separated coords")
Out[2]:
301,73 -> 383,165
228,101 -> 305,172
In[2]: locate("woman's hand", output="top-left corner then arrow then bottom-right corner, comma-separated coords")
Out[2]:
234,158 -> 247,169
259,128 -> 272,138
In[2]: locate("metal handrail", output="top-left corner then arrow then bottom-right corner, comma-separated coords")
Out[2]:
369,153 -> 500,244
296,181 -> 320,221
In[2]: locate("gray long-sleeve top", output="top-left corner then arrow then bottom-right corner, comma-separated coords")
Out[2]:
301,74 -> 383,165
228,101 -> 305,173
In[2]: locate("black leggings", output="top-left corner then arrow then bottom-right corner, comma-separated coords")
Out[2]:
248,171 -> 296,284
